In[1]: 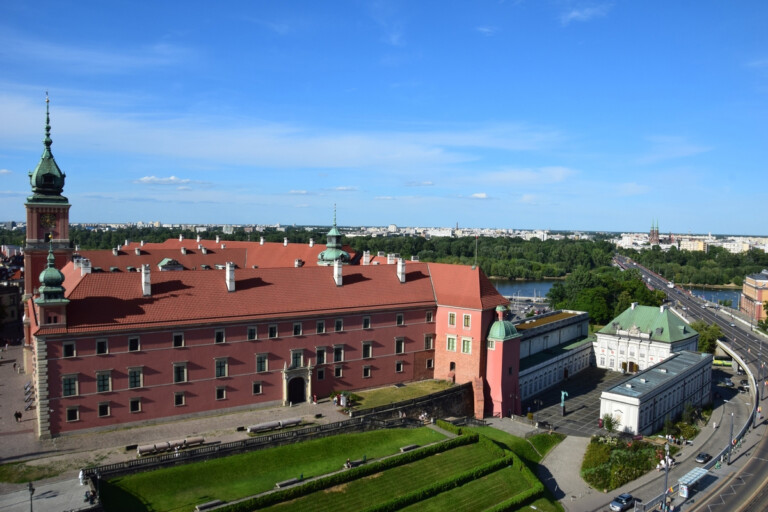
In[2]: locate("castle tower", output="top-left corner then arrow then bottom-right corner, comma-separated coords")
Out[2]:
24,95 -> 72,297
317,205 -> 350,266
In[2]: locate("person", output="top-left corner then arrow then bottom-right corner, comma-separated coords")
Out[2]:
79,470 -> 85,485
12,362 -> 16,372
345,458 -> 351,469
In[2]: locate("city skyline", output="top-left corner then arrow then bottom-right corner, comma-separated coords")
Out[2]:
1,1 -> 766,235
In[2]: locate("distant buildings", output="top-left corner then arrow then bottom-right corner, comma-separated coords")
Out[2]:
741,270 -> 768,323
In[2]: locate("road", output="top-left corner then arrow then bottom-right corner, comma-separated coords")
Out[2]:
614,255 -> 768,512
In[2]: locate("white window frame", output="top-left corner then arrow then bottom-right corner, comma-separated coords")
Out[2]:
96,338 -> 108,355
447,335 -> 457,352
461,338 -> 472,354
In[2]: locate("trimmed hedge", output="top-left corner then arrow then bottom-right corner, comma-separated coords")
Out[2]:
362,455 -> 516,512
483,451 -> 545,512
216,434 -> 480,512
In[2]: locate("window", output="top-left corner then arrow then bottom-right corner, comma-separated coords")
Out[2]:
333,345 -> 344,362
334,365 -> 343,378
66,407 -> 79,422
247,327 -> 257,341
173,333 -> 184,348
463,314 -> 471,328
395,338 -> 405,354
62,375 -> 78,397
462,338 -> 472,354
63,342 -> 76,358
96,339 -> 108,355
174,392 -> 185,407
96,371 -> 112,392
291,350 -> 303,368
317,369 -> 325,380
252,381 -> 263,395
426,311 -> 433,323
363,366 -> 371,378
293,323 -> 303,336
173,363 -> 187,383
362,316 -> 371,329
98,402 -> 110,417
448,313 -> 456,326
426,359 -> 434,369
334,319 -> 343,332
216,387 -> 226,400
129,398 -> 141,413
424,335 -> 434,350
487,339 -> 495,350
600,357 -> 605,366
268,325 -> 278,338
215,329 -> 225,344
215,358 -> 228,378
256,353 -> 268,373
362,342 -> 372,359
316,347 -> 326,365
128,337 -> 140,352
316,321 -> 325,334
396,313 -> 404,326
447,336 -> 457,352
395,361 -> 404,373
128,367 -> 143,389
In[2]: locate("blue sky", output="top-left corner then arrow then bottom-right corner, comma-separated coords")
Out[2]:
1,1 -> 766,235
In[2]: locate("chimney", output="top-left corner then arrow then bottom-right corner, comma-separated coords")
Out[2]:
497,305 -> 507,320
363,251 -> 371,265
216,235 -> 220,244
397,258 -> 406,283
294,258 -> 304,268
660,304 -> 668,313
181,247 -> 187,255
141,264 -> 151,296
202,247 -> 208,254
135,247 -> 141,256
333,259 -> 342,286
283,237 -> 288,246
309,238 -> 314,247
221,243 -> 226,250
631,302 -> 638,310
260,237 -> 264,245
112,248 -> 118,256
140,240 -> 145,247
75,244 -> 80,252
179,234 -> 183,242
196,235 -> 201,243
80,259 -> 92,276
226,261 -> 235,292
124,239 -> 130,246
387,253 -> 395,265
197,244 -> 202,250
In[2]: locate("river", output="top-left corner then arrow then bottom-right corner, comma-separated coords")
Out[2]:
492,279 -> 742,307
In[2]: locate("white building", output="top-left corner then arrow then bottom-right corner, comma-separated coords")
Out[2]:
593,303 -> 698,373
600,351 -> 712,435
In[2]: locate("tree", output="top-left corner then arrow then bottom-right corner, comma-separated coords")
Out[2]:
690,320 -> 723,353
602,413 -> 617,434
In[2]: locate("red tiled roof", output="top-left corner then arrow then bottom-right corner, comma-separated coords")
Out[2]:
427,263 -> 508,310
85,239 -> 357,269
38,262 -> 437,335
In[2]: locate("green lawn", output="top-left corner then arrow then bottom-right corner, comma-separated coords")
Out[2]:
399,465 -> 530,512
352,380 -> 455,410
103,427 -> 445,512
261,442 -> 503,512
464,426 -> 546,464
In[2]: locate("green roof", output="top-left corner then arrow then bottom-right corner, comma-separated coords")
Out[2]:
27,97 -> 68,205
598,305 -> 697,343
488,320 -> 520,341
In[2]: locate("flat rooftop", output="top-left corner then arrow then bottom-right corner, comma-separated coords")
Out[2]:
514,311 -> 582,331
603,351 -> 713,399
519,335 -> 595,372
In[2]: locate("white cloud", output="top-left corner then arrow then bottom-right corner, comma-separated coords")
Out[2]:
376,196 -> 395,200
616,182 -> 650,196
0,169 -> 11,175
407,180 -> 434,187
471,192 -> 488,199
636,136 -> 712,164
476,26 -> 498,36
289,190 -> 308,195
479,166 -> 577,185
334,186 -> 358,191
560,4 -> 613,25
520,194 -> 539,204
135,176 -> 192,185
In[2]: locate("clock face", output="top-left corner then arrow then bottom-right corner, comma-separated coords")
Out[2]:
40,213 -> 57,228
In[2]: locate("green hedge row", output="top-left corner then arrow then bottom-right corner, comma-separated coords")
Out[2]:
483,452 -> 545,511
435,419 -> 463,435
216,434 -> 480,512
361,455 -> 517,512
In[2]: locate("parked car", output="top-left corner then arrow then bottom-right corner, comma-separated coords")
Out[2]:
609,493 -> 636,511
695,452 -> 712,463
740,380 -> 749,387
730,322 -> 736,327
724,378 -> 734,387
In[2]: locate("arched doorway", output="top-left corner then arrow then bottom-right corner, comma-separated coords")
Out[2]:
287,377 -> 306,404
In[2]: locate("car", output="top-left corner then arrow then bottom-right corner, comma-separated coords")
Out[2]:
730,322 -> 736,327
724,378 -> 734,387
695,452 -> 712,463
740,379 -> 749,386
609,493 -> 636,511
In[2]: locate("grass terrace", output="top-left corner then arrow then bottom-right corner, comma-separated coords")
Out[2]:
349,379 -> 455,410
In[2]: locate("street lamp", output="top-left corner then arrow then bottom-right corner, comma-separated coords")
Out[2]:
728,412 -> 734,465
27,481 -> 34,512
662,443 -> 670,512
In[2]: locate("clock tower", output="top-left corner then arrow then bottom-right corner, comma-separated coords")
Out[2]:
24,95 -> 72,297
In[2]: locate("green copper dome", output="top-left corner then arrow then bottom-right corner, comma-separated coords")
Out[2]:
317,206 -> 350,266
35,245 -> 69,305
28,96 -> 68,204
488,320 -> 520,341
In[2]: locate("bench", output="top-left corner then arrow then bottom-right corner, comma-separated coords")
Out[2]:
275,478 -> 300,488
343,459 -> 365,469
195,500 -> 224,511
400,444 -> 419,453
